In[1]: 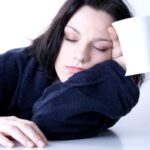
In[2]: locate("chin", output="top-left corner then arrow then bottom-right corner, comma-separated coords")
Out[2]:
60,74 -> 74,82
59,76 -> 69,82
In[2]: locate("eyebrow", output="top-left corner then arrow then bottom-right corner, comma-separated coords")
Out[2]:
93,37 -> 112,43
66,25 -> 80,35
66,25 -> 112,43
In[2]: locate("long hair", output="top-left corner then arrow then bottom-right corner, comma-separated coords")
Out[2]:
28,0 -> 144,84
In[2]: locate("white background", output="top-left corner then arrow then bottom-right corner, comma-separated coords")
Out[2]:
0,0 -> 150,52
0,0 -> 150,128
0,0 -> 65,52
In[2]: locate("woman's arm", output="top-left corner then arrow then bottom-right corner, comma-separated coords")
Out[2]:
32,60 -> 139,140
0,50 -> 19,114
0,49 -> 48,148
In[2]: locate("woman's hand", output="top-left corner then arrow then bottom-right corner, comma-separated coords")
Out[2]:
0,116 -> 48,148
108,26 -> 126,70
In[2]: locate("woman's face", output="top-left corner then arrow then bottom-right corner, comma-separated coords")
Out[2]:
55,6 -> 114,82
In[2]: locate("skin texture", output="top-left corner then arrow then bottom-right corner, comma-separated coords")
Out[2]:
55,6 -> 124,82
0,116 -> 48,148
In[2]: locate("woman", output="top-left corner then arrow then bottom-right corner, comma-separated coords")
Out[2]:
0,0 -> 144,148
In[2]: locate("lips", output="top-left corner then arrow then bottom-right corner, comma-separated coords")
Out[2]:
65,66 -> 85,73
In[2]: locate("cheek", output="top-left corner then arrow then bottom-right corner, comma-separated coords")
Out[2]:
91,50 -> 112,64
58,43 -> 75,63
56,45 -> 68,62
55,44 -> 72,68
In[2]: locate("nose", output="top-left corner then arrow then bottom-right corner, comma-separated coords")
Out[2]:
73,44 -> 90,63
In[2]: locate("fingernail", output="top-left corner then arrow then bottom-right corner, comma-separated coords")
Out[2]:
7,142 -> 14,147
26,141 -> 34,147
38,140 -> 46,147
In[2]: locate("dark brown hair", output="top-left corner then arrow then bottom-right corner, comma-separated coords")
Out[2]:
28,0 -> 144,84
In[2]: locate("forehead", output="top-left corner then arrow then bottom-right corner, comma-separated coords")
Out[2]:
66,6 -> 114,33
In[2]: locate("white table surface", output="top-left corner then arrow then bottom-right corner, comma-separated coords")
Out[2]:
0,127 -> 150,150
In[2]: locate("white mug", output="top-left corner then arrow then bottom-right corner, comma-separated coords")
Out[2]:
112,15 -> 150,76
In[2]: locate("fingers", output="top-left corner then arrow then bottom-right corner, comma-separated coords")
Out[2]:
108,26 -> 120,49
112,47 -> 122,59
0,116 -> 48,148
108,26 -> 122,58
16,120 -> 48,147
115,55 -> 126,70
0,133 -> 15,148
108,26 -> 126,69
2,124 -> 35,147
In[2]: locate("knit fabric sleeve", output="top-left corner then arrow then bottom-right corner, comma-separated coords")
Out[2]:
32,60 -> 139,140
0,48 -> 29,115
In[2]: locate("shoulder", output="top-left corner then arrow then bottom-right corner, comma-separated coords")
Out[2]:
0,47 -> 31,63
0,47 -> 39,83
0,47 -> 37,69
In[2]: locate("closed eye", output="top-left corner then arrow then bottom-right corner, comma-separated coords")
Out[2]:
64,37 -> 77,42
92,46 -> 107,52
